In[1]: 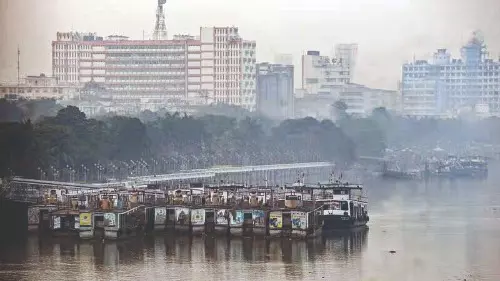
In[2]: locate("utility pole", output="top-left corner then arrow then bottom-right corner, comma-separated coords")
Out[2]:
17,46 -> 20,95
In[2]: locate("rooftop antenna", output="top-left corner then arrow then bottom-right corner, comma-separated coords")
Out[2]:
153,0 -> 168,40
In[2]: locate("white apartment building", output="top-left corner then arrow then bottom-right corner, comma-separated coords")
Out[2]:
295,83 -> 400,119
402,31 -> 500,117
338,83 -> 400,116
335,43 -> 358,81
241,40 -> 257,110
0,73 -> 76,100
301,50 -> 352,95
199,27 -> 256,111
52,32 -> 200,104
52,28 -> 256,111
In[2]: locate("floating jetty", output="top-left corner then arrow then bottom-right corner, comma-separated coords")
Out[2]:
2,162 -> 371,240
22,182 -> 332,240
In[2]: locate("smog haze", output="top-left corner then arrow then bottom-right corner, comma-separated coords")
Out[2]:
1,0 -> 500,89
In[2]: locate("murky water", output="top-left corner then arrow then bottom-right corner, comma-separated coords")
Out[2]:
1,165 -> 500,281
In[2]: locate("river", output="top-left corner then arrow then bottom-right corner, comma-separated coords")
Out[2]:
1,163 -> 499,281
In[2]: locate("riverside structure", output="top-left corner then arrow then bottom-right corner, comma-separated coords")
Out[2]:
1,162 -> 340,240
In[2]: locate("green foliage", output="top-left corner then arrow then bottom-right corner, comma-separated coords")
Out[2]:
0,98 -> 61,123
0,122 -> 38,178
0,99 -> 25,122
106,116 -> 149,161
331,100 -> 348,121
339,117 -> 386,157
2,100 -> 498,180
0,102 -> 357,178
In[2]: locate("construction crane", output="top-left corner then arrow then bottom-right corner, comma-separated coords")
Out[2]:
153,0 -> 168,40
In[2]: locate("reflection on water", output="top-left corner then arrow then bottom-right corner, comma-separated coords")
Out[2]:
2,163 -> 500,280
0,230 -> 368,281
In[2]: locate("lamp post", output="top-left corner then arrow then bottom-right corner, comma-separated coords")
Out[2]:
37,167 -> 43,180
66,165 -> 71,182
130,160 -> 137,176
161,157 -> 168,173
151,158 -> 158,175
190,155 -> 199,170
122,162 -> 131,177
109,163 -> 117,180
94,163 -> 104,182
140,159 -> 149,176
94,163 -> 99,181
81,165 -> 88,183
50,166 -> 59,181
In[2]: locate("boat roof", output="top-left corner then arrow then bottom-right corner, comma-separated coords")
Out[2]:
51,209 -> 80,215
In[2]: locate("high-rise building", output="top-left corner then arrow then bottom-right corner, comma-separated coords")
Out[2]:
401,31 -> 500,117
256,63 -> 294,120
199,27 -> 256,111
240,40 -> 257,110
301,50 -> 351,95
334,43 -> 358,81
52,32 -> 200,105
52,27 -> 256,110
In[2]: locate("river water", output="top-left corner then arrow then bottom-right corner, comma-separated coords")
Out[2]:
1,164 -> 500,281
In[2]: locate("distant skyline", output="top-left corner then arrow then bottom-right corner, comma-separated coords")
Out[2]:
1,0 -> 500,90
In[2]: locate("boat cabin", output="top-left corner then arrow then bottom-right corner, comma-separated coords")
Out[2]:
291,182 -> 368,221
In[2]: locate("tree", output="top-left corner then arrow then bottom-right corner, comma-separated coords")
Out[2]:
4,99 -> 499,182
339,118 -> 386,157
54,105 -> 87,127
0,99 -> 25,122
331,100 -> 348,121
106,116 -> 150,161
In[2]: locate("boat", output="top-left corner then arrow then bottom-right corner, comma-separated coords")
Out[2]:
382,169 -> 421,180
433,155 -> 488,179
382,161 -> 422,180
290,181 -> 369,231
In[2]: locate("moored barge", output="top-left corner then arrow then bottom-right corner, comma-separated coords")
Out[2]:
290,181 -> 369,230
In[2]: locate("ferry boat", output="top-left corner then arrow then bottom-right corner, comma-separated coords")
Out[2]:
291,181 -> 369,230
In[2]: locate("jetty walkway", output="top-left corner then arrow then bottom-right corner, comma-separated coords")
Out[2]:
3,162 -> 335,203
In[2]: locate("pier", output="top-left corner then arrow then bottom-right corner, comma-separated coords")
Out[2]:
0,162 -> 337,240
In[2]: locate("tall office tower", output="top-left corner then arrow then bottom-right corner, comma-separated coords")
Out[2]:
199,27 -> 256,111
334,43 -> 358,81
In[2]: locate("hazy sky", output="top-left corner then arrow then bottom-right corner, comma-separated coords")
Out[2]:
1,0 -> 500,89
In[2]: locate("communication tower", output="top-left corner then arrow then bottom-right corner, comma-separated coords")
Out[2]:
153,0 -> 168,40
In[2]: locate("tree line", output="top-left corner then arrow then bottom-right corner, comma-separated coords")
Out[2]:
0,100 -> 357,181
1,98 -> 499,181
